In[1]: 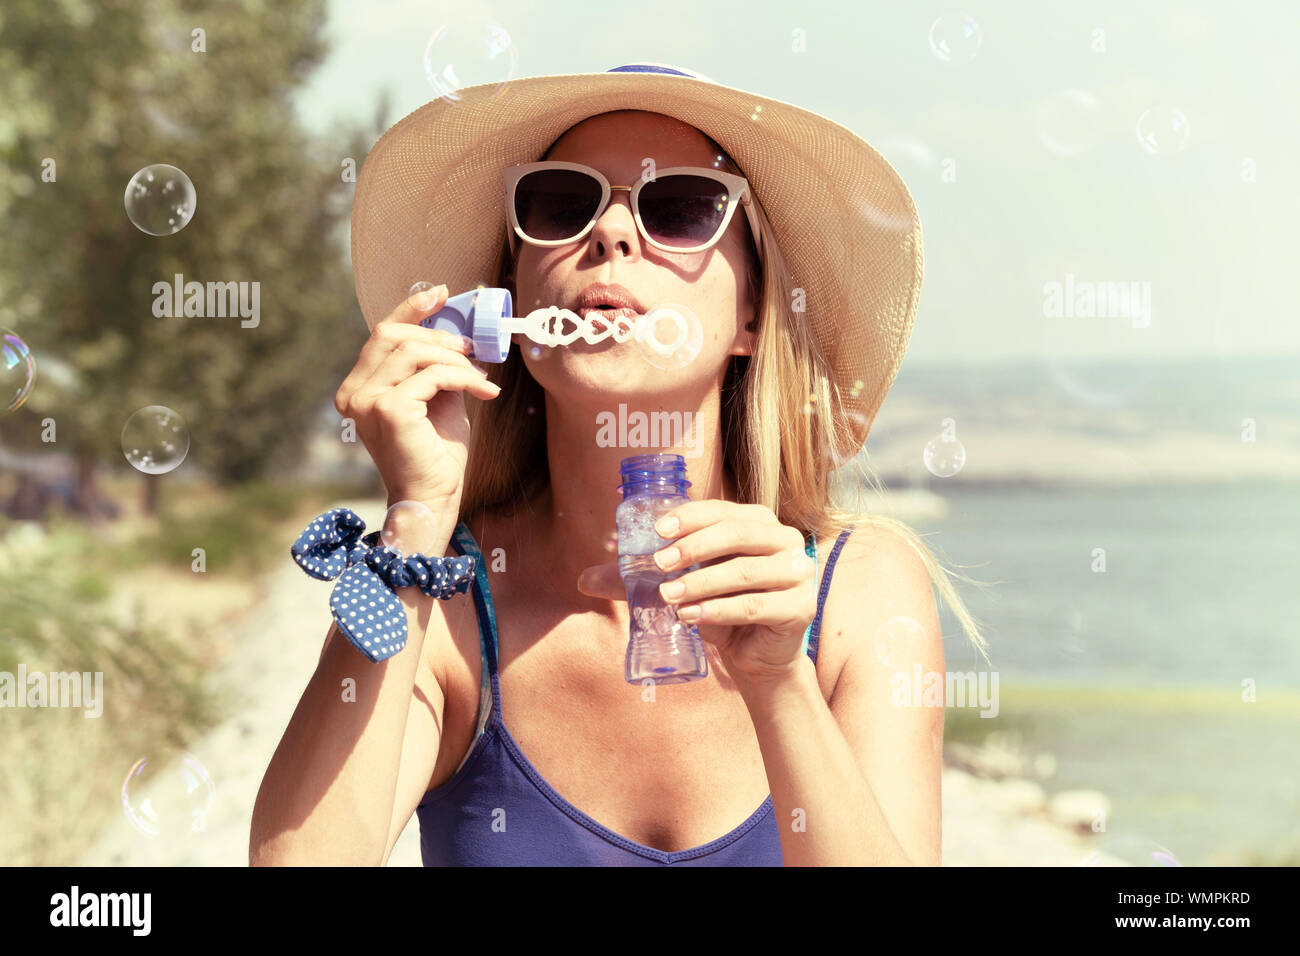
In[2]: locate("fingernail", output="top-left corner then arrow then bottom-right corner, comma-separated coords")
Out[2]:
435,284 -> 449,297
410,290 -> 437,311
660,579 -> 685,599
656,515 -> 679,537
655,546 -> 680,570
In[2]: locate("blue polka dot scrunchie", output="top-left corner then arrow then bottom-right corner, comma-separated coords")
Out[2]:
289,507 -> 476,663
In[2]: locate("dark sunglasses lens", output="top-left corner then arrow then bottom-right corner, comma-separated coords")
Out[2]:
640,175 -> 731,248
515,169 -> 602,241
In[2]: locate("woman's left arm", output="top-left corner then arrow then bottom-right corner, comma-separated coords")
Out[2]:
578,501 -> 946,865
736,527 -> 946,866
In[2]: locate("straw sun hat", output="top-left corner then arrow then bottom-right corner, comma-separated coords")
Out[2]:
350,62 -> 923,448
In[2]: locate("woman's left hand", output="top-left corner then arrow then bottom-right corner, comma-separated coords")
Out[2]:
577,500 -> 818,687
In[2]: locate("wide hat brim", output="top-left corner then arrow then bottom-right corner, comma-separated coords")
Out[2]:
351,67 -> 923,449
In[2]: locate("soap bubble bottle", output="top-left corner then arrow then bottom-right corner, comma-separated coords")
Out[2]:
616,453 -> 708,685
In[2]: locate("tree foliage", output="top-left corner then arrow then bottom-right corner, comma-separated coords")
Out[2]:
0,0 -> 380,499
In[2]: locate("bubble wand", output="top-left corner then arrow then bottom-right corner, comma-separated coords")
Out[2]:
421,288 -> 696,364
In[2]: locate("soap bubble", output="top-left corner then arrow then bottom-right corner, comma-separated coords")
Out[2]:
121,754 -> 214,837
121,405 -> 190,475
634,305 -> 703,370
1104,834 -> 1184,867
1042,289 -> 1160,406
1136,106 -> 1190,154
929,14 -> 982,64
923,435 -> 966,478
124,164 -> 196,236
2,329 -> 36,413
874,615 -> 928,669
381,500 -> 439,556
604,529 -> 619,553
849,142 -> 925,234
1059,604 -> 1087,658
408,280 -> 437,299
424,17 -> 518,105
1036,89 -> 1105,158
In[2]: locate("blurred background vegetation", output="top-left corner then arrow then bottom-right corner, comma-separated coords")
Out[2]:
0,0 -> 386,864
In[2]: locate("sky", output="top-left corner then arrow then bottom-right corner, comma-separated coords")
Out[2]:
294,0 -> 1300,365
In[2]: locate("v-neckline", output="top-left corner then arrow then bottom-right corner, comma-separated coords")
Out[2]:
451,519 -> 810,864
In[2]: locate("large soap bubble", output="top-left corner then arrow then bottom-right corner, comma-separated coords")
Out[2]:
125,164 -> 196,236
122,405 -> 190,474
2,329 -> 36,413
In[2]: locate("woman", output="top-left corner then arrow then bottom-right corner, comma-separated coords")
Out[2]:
251,64 -> 989,867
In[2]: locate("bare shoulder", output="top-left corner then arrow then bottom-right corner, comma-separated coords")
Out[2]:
811,521 -> 943,703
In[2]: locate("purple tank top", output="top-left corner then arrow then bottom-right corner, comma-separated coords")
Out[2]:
415,521 -> 856,865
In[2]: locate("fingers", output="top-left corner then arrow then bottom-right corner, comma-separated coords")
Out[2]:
656,544 -> 812,602
384,360 -> 502,407
336,284 -> 476,415
382,283 -> 451,329
337,326 -> 478,416
653,516 -> 804,571
355,337 -> 483,397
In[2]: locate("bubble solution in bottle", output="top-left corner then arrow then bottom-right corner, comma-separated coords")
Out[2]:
616,453 -> 708,685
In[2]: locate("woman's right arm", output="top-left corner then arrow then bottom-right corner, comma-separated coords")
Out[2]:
249,283 -> 500,865
249,607 -> 446,866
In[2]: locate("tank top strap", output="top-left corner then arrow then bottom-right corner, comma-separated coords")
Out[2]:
451,522 -> 500,734
805,524 -> 856,665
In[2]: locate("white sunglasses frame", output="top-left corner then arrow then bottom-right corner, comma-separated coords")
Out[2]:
504,160 -> 763,258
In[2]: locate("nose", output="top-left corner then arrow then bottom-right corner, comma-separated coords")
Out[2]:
588,187 -> 638,256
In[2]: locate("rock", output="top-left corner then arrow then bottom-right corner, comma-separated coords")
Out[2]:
994,778 -> 1047,815
1048,789 -> 1109,833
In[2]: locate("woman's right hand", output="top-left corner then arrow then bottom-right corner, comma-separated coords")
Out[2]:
334,284 -> 502,510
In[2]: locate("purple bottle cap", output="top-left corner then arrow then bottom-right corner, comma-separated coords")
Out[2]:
420,288 -> 514,362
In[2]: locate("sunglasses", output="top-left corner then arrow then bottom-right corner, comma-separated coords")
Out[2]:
504,160 -> 762,257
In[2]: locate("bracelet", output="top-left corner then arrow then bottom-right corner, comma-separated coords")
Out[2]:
290,507 -> 476,663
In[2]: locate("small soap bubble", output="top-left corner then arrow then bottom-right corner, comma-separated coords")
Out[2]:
1136,106 -> 1190,154
929,14 -> 982,64
874,616 -> 927,668
121,405 -> 190,475
409,280 -> 436,298
604,529 -> 619,553
849,379 -> 864,399
1036,89 -> 1105,158
2,329 -> 37,413
923,435 -> 966,478
381,499 -> 438,556
424,17 -> 518,105
525,405 -> 536,415
121,754 -> 214,838
124,164 -> 196,236
634,305 -> 703,370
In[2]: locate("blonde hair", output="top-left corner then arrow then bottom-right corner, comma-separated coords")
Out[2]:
458,111 -> 991,663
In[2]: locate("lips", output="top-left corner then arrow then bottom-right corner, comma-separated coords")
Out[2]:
573,283 -> 646,316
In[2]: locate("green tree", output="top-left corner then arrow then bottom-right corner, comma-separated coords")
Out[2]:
0,0 -> 380,517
